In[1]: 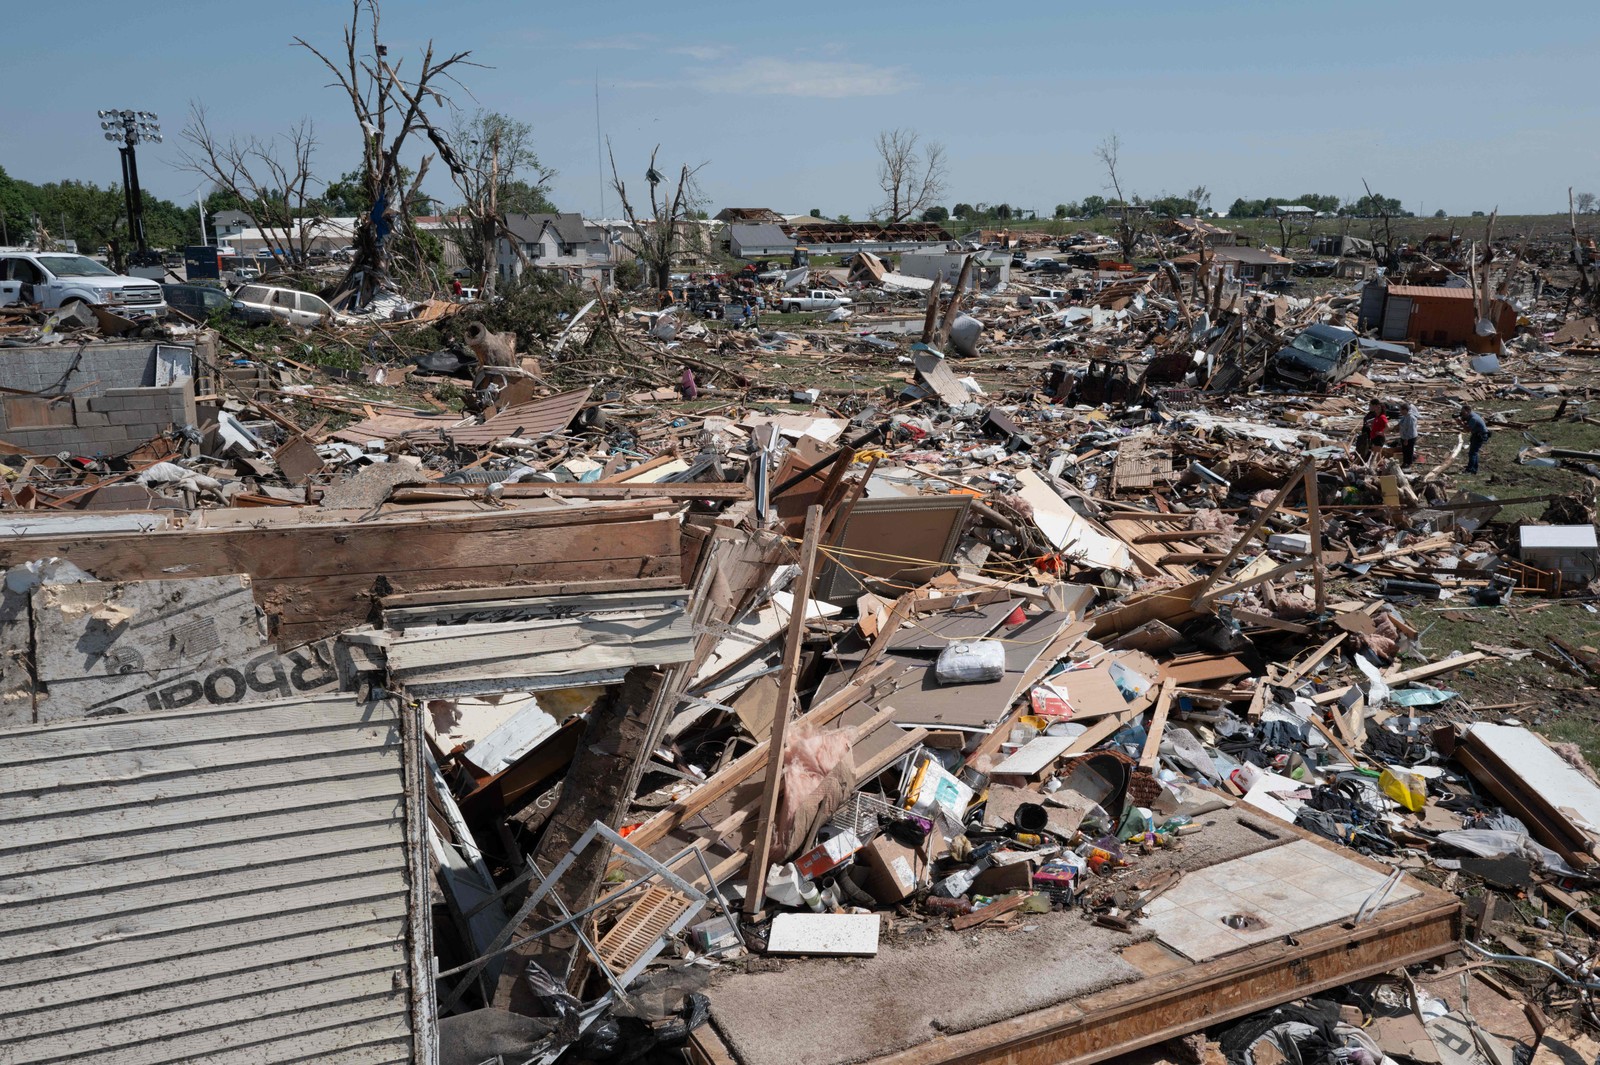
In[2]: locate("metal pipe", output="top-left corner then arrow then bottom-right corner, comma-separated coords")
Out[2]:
1462,940 -> 1600,990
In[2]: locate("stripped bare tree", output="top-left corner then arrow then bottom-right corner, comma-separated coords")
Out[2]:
294,0 -> 478,304
607,142 -> 707,293
1096,133 -> 1143,263
872,129 -> 947,223
178,106 -> 319,271
438,111 -> 553,300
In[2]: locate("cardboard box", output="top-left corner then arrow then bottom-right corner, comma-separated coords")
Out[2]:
794,829 -> 863,880
858,834 -> 930,904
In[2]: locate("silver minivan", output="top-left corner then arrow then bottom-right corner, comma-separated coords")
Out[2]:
231,284 -> 337,327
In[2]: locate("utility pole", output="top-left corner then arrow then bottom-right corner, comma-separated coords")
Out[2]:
97,109 -> 161,268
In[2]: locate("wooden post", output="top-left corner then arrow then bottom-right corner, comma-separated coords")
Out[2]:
919,274 -> 943,343
1304,461 -> 1326,614
1190,458 -> 1314,609
937,254 -> 977,347
1139,679 -> 1176,771
744,505 -> 825,916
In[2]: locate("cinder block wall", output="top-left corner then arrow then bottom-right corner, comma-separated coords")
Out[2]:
0,341 -> 197,456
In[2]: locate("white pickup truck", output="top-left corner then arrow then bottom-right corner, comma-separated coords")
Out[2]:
778,289 -> 853,313
0,250 -> 167,317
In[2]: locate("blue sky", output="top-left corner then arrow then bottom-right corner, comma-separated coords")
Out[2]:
4,0 -> 1597,218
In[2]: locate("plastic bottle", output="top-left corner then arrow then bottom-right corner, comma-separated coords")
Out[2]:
798,878 -> 825,913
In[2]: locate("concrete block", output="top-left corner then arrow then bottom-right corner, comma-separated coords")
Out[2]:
74,412 -> 111,428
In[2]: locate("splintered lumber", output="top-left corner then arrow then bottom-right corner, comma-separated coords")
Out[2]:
1190,458 -> 1313,609
746,507 -> 826,915
950,892 -> 1028,931
1311,651 -> 1489,706
625,661 -> 895,854
1304,463 -> 1326,613
1139,679 -> 1176,770
388,481 -> 752,502
850,723 -> 931,790
1283,634 -> 1346,687
0,500 -> 679,647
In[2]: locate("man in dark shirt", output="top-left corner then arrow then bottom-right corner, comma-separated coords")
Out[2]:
1461,404 -> 1490,474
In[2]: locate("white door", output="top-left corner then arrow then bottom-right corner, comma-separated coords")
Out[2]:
0,258 -> 21,307
297,292 -> 332,324
269,289 -> 300,324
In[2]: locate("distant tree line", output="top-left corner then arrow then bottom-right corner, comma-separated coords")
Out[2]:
0,164 -> 203,258
904,189 -> 1432,226
1225,192 -> 1412,218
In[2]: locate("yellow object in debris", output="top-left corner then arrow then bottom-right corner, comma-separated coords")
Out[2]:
1379,766 -> 1427,812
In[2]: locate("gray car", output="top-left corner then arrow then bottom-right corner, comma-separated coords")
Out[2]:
1268,323 -> 1364,391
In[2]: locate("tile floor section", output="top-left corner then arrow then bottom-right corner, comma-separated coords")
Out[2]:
1139,838 -> 1420,961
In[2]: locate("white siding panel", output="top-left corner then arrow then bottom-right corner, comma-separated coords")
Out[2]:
1,723 -> 395,791
0,773 -> 403,851
39,1001 -> 411,1065
0,844 -> 405,930
0,897 -> 408,993
0,796 -> 403,876
3,949 -> 402,1046
0,872 -> 406,963
0,748 -> 402,822
4,820 -> 403,903
0,693 -> 423,1064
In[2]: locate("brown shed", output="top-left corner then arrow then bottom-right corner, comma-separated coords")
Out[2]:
1382,285 -> 1516,347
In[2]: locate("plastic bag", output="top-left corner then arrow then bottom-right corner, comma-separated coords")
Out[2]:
578,1016 -> 622,1059
1378,765 -> 1427,812
935,640 -> 1006,685
519,962 -> 581,1044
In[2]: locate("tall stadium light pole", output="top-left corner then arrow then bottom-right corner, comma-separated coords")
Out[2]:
97,109 -> 162,258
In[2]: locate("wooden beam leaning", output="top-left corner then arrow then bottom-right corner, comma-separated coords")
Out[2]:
1304,462 -> 1326,614
744,506 -> 825,916
1190,458 -> 1314,609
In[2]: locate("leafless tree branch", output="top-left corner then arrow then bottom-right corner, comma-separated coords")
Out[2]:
293,0 -> 478,303
608,141 -> 707,292
1095,133 -> 1143,264
178,104 -> 320,271
872,129 -> 946,223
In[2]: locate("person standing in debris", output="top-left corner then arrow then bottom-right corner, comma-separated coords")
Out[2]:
451,278 -> 463,298
1461,404 -> 1490,474
1358,399 -> 1388,460
1396,402 -> 1419,469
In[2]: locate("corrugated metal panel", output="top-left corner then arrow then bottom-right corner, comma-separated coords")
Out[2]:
1383,284 -> 1474,300
0,694 -> 425,1065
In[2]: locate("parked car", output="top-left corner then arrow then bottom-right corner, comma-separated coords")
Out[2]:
1029,259 -> 1069,274
231,284 -> 339,328
778,289 -> 852,313
0,251 -> 167,317
1267,323 -> 1364,391
161,283 -> 239,322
